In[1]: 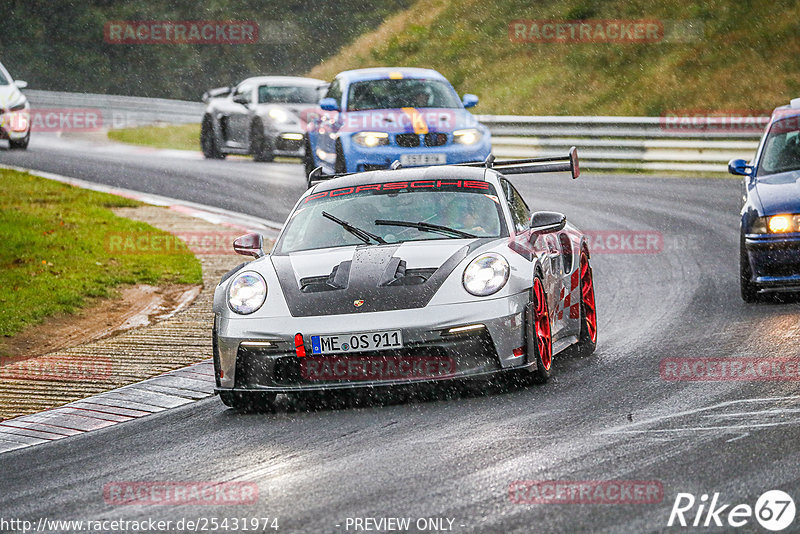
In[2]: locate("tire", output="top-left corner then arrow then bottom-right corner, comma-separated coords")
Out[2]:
334,140 -> 347,174
219,391 -> 277,412
9,132 -> 29,150
303,136 -> 316,184
575,250 -> 597,356
250,121 -> 274,162
528,275 -> 553,383
740,235 -> 759,302
201,117 -> 225,159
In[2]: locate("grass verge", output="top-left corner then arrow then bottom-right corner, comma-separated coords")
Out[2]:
308,0 -> 800,116
108,123 -> 201,151
0,168 -> 202,338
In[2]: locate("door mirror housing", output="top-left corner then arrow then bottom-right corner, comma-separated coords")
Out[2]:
319,97 -> 340,111
530,211 -> 567,234
14,80 -> 28,89
232,93 -> 250,106
462,94 -> 479,108
233,233 -> 265,258
728,158 -> 753,176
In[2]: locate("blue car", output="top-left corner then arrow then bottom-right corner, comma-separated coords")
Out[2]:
304,68 -> 491,180
729,98 -> 800,301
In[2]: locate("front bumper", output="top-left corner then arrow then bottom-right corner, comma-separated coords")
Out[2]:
745,233 -> 800,289
342,136 -> 491,173
267,129 -> 305,157
0,110 -> 31,140
214,292 -> 529,393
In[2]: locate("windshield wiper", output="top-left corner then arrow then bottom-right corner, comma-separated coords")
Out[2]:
375,219 -> 477,238
322,211 -> 387,245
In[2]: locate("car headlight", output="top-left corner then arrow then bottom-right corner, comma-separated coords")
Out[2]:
9,100 -> 27,112
750,214 -> 800,234
453,128 -> 482,145
353,131 -> 389,148
268,108 -> 290,123
228,272 -> 267,314
462,253 -> 509,296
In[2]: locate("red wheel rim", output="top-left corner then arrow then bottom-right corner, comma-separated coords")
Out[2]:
580,253 -> 597,343
532,278 -> 552,370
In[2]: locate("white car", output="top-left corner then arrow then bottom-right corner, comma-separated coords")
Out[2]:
0,61 -> 30,150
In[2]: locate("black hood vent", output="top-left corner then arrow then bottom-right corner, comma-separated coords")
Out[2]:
272,244 -> 473,317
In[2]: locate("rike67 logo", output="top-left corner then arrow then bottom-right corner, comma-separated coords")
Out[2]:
668,490 -> 796,531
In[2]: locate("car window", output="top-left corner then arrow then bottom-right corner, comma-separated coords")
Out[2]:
233,83 -> 252,99
325,79 -> 342,105
0,70 -> 7,85
275,181 -> 507,254
347,79 -> 462,111
758,117 -> 800,176
501,178 -> 531,233
258,85 -> 320,104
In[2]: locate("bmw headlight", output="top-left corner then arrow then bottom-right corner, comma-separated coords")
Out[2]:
268,108 -> 290,123
462,253 -> 509,296
453,128 -> 482,145
228,272 -> 267,314
353,131 -> 389,147
749,214 -> 800,234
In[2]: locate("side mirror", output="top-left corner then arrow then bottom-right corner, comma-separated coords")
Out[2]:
728,158 -> 753,176
14,80 -> 28,89
462,94 -> 479,108
319,97 -> 340,112
530,211 -> 566,235
232,93 -> 250,106
233,233 -> 265,258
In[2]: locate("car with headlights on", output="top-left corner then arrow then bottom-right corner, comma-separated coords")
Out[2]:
0,60 -> 30,150
201,76 -> 327,162
212,149 -> 596,410
729,97 -> 800,301
304,67 -> 491,179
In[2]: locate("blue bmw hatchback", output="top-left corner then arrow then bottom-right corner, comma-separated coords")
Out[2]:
730,98 -> 800,301
304,68 -> 491,179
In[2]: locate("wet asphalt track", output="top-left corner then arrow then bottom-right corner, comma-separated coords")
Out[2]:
1,134 -> 799,533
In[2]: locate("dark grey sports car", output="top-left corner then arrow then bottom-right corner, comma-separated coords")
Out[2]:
212,150 -> 597,410
200,76 -> 327,162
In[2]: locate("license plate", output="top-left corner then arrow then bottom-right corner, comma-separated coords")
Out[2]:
310,330 -> 403,355
400,153 -> 446,166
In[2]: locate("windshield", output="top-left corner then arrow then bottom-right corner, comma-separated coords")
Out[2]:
347,79 -> 462,111
757,116 -> 800,176
258,85 -> 321,104
0,68 -> 8,85
275,180 -> 505,254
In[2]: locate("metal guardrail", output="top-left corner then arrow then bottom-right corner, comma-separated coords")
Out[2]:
25,90 -> 204,128
477,115 -> 765,173
24,90 -> 765,173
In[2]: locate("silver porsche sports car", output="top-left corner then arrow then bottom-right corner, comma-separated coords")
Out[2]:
213,149 -> 597,410
200,76 -> 327,162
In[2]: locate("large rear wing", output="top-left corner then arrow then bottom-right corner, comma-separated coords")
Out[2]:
458,147 -> 580,179
306,147 -> 580,187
